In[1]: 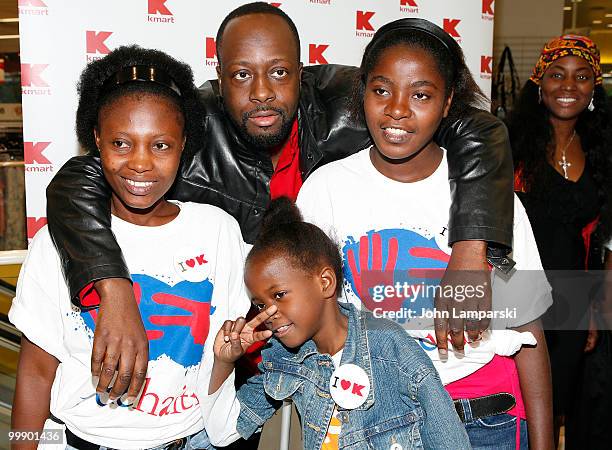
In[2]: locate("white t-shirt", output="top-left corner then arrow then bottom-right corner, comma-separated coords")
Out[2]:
297,148 -> 552,384
9,202 -> 250,449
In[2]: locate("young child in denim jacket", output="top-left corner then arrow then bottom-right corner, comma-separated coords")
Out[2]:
202,197 -> 471,449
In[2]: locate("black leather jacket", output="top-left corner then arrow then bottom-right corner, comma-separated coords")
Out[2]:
46,64 -> 514,301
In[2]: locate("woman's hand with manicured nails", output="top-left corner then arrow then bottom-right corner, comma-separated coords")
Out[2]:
91,278 -> 149,403
435,240 -> 491,354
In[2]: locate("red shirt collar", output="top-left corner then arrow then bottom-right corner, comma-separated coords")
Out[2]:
269,118 -> 302,201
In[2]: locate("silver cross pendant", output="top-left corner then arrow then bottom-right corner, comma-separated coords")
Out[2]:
558,155 -> 572,179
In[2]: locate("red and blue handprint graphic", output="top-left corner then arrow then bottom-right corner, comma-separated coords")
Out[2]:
343,229 -> 449,316
81,274 -> 214,368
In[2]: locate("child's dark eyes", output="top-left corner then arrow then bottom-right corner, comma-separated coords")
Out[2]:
252,291 -> 286,310
373,88 -> 389,96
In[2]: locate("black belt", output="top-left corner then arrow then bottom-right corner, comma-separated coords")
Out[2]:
49,414 -> 188,450
453,392 -> 516,423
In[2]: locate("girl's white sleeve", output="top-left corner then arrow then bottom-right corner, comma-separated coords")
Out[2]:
198,217 -> 247,446
8,227 -> 68,362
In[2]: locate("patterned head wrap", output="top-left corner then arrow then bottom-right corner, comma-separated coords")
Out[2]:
530,34 -> 602,86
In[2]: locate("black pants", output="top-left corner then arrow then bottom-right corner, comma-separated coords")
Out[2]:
566,331 -> 612,450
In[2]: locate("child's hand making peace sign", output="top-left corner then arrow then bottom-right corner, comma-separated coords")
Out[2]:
213,305 -> 277,364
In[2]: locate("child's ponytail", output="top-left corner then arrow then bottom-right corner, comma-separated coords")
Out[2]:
248,197 -> 344,296
259,196 -> 303,236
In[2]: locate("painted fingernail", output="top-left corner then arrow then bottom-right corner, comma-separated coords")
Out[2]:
438,348 -> 447,356
120,394 -> 134,406
91,376 -> 100,387
98,392 -> 110,404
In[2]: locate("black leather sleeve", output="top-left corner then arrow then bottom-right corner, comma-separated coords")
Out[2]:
436,107 -> 514,249
46,156 -> 130,303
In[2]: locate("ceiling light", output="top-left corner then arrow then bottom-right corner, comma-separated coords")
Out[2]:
0,18 -> 18,23
564,6 -> 572,10
605,13 -> 612,18
0,35 -> 18,40
592,19 -> 603,24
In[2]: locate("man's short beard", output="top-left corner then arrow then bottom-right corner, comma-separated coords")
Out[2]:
230,105 -> 296,150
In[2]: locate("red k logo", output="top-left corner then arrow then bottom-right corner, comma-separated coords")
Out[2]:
356,11 -> 375,31
18,0 -> 46,6
148,0 -> 172,15
481,56 -> 492,74
270,2 -> 281,7
205,37 -> 216,59
482,0 -> 494,15
21,64 -> 48,87
27,217 -> 48,239
24,142 -> 51,164
309,44 -> 329,65
443,19 -> 461,38
400,0 -> 418,6
86,31 -> 112,55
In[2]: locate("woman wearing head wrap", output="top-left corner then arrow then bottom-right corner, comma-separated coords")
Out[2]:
510,35 -> 611,448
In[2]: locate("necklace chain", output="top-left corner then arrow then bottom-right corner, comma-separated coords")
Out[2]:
557,130 -> 576,179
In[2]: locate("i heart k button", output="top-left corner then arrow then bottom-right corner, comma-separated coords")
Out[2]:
173,248 -> 210,282
329,364 -> 370,409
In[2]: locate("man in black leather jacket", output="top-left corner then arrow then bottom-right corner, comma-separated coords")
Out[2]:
46,3 -> 513,409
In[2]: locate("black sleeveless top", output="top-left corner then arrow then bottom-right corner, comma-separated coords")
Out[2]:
517,162 -> 600,270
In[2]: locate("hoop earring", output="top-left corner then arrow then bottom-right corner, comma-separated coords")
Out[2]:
588,97 -> 595,112
538,86 -> 542,104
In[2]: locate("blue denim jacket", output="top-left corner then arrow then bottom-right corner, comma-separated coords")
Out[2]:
236,303 -> 471,449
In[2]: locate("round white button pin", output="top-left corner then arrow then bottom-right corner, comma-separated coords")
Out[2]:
329,364 -> 370,409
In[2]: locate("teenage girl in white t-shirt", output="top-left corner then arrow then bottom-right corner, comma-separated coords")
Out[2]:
10,46 -> 248,449
296,19 -> 554,450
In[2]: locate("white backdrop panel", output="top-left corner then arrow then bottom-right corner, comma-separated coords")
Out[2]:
19,0 -> 495,238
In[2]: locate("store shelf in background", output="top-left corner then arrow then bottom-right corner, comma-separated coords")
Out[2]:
0,162 -> 25,252
493,36 -> 556,91
0,262 -> 20,317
